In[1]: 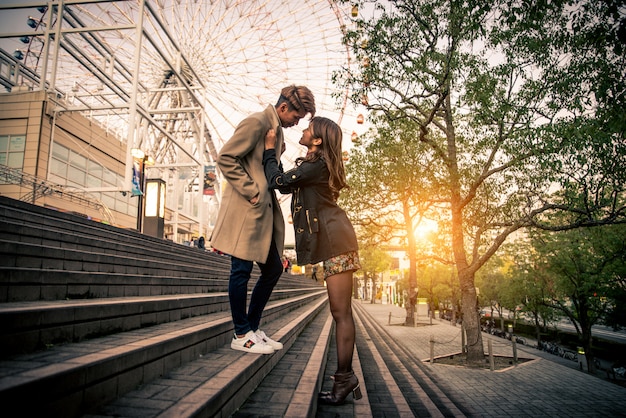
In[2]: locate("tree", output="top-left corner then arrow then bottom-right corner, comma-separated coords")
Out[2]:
475,255 -> 511,331
417,263 -> 455,320
532,225 -> 626,372
506,240 -> 561,343
357,237 -> 392,304
336,0 -> 626,363
341,116 -> 438,323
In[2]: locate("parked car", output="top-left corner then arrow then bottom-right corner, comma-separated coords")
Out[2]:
611,359 -> 626,379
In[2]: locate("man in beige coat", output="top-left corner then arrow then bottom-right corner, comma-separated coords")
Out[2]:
211,85 -> 316,354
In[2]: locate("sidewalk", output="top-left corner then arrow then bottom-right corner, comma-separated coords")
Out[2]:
358,301 -> 626,417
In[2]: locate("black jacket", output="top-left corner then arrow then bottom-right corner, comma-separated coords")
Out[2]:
263,149 -> 358,265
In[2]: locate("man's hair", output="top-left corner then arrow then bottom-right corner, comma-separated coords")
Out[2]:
277,85 -> 316,117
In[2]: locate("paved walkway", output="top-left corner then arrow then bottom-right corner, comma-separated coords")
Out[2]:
357,301 -> 626,417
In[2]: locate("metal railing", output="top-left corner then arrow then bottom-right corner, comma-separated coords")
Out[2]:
0,164 -> 114,224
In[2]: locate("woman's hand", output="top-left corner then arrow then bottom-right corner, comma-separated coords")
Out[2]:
265,129 -> 277,150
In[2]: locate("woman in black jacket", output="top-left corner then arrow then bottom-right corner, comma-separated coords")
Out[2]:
263,116 -> 362,405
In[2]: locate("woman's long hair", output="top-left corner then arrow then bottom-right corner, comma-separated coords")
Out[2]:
296,116 -> 347,200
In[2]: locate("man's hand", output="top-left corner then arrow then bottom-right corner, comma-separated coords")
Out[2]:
249,194 -> 259,205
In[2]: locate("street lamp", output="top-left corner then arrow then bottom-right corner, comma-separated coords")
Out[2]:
143,178 -> 166,239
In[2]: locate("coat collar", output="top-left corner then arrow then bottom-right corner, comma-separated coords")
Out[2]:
265,104 -> 284,157
266,104 -> 281,130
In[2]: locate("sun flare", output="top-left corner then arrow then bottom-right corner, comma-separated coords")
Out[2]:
413,220 -> 438,241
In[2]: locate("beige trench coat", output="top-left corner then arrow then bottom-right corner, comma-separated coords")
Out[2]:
210,105 -> 285,263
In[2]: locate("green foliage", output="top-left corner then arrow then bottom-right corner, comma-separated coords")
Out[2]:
359,243 -> 393,276
533,224 -> 626,329
513,224 -> 626,369
339,0 -> 625,234
505,239 -> 562,332
475,254 -> 507,307
341,116 -> 440,240
337,0 -> 625,360
419,262 -> 460,310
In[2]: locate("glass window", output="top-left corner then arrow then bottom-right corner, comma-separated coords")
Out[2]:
67,179 -> 82,188
68,165 -> 86,185
7,152 -> 24,168
52,143 -> 69,160
101,192 -> 115,209
103,170 -> 117,185
88,160 -> 103,177
50,157 -> 67,177
101,176 -> 115,188
87,173 -> 101,187
127,197 -> 138,215
90,192 -> 102,206
48,173 -> 65,185
19,140 -> 148,221
70,150 -> 87,170
9,136 -> 25,151
0,135 -> 26,169
115,198 -> 128,213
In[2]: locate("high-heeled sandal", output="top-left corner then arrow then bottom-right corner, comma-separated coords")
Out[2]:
318,370 -> 363,405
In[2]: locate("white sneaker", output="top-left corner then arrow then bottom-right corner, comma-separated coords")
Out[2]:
255,329 -> 283,350
231,330 -> 274,354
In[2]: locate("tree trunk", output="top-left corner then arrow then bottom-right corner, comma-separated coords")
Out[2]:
403,199 -> 418,326
405,288 -> 417,326
459,270 -> 484,363
580,319 -> 595,373
533,312 -> 542,344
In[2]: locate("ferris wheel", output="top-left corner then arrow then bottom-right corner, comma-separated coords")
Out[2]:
150,0 -> 357,164
4,0 -> 359,168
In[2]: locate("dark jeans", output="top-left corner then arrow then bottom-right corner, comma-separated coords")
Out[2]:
228,239 -> 283,335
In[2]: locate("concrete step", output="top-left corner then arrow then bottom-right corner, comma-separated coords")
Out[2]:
0,195 -> 312,302
0,287 -> 322,357
0,264 -> 312,303
315,325 -> 371,418
0,196 -> 206,261
0,267 -> 230,302
0,290 -> 328,418
83,297 -> 330,418
352,302 -> 467,417
232,307 -> 333,417
0,196 -> 341,418
0,218 -> 231,273
0,238 -> 230,278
